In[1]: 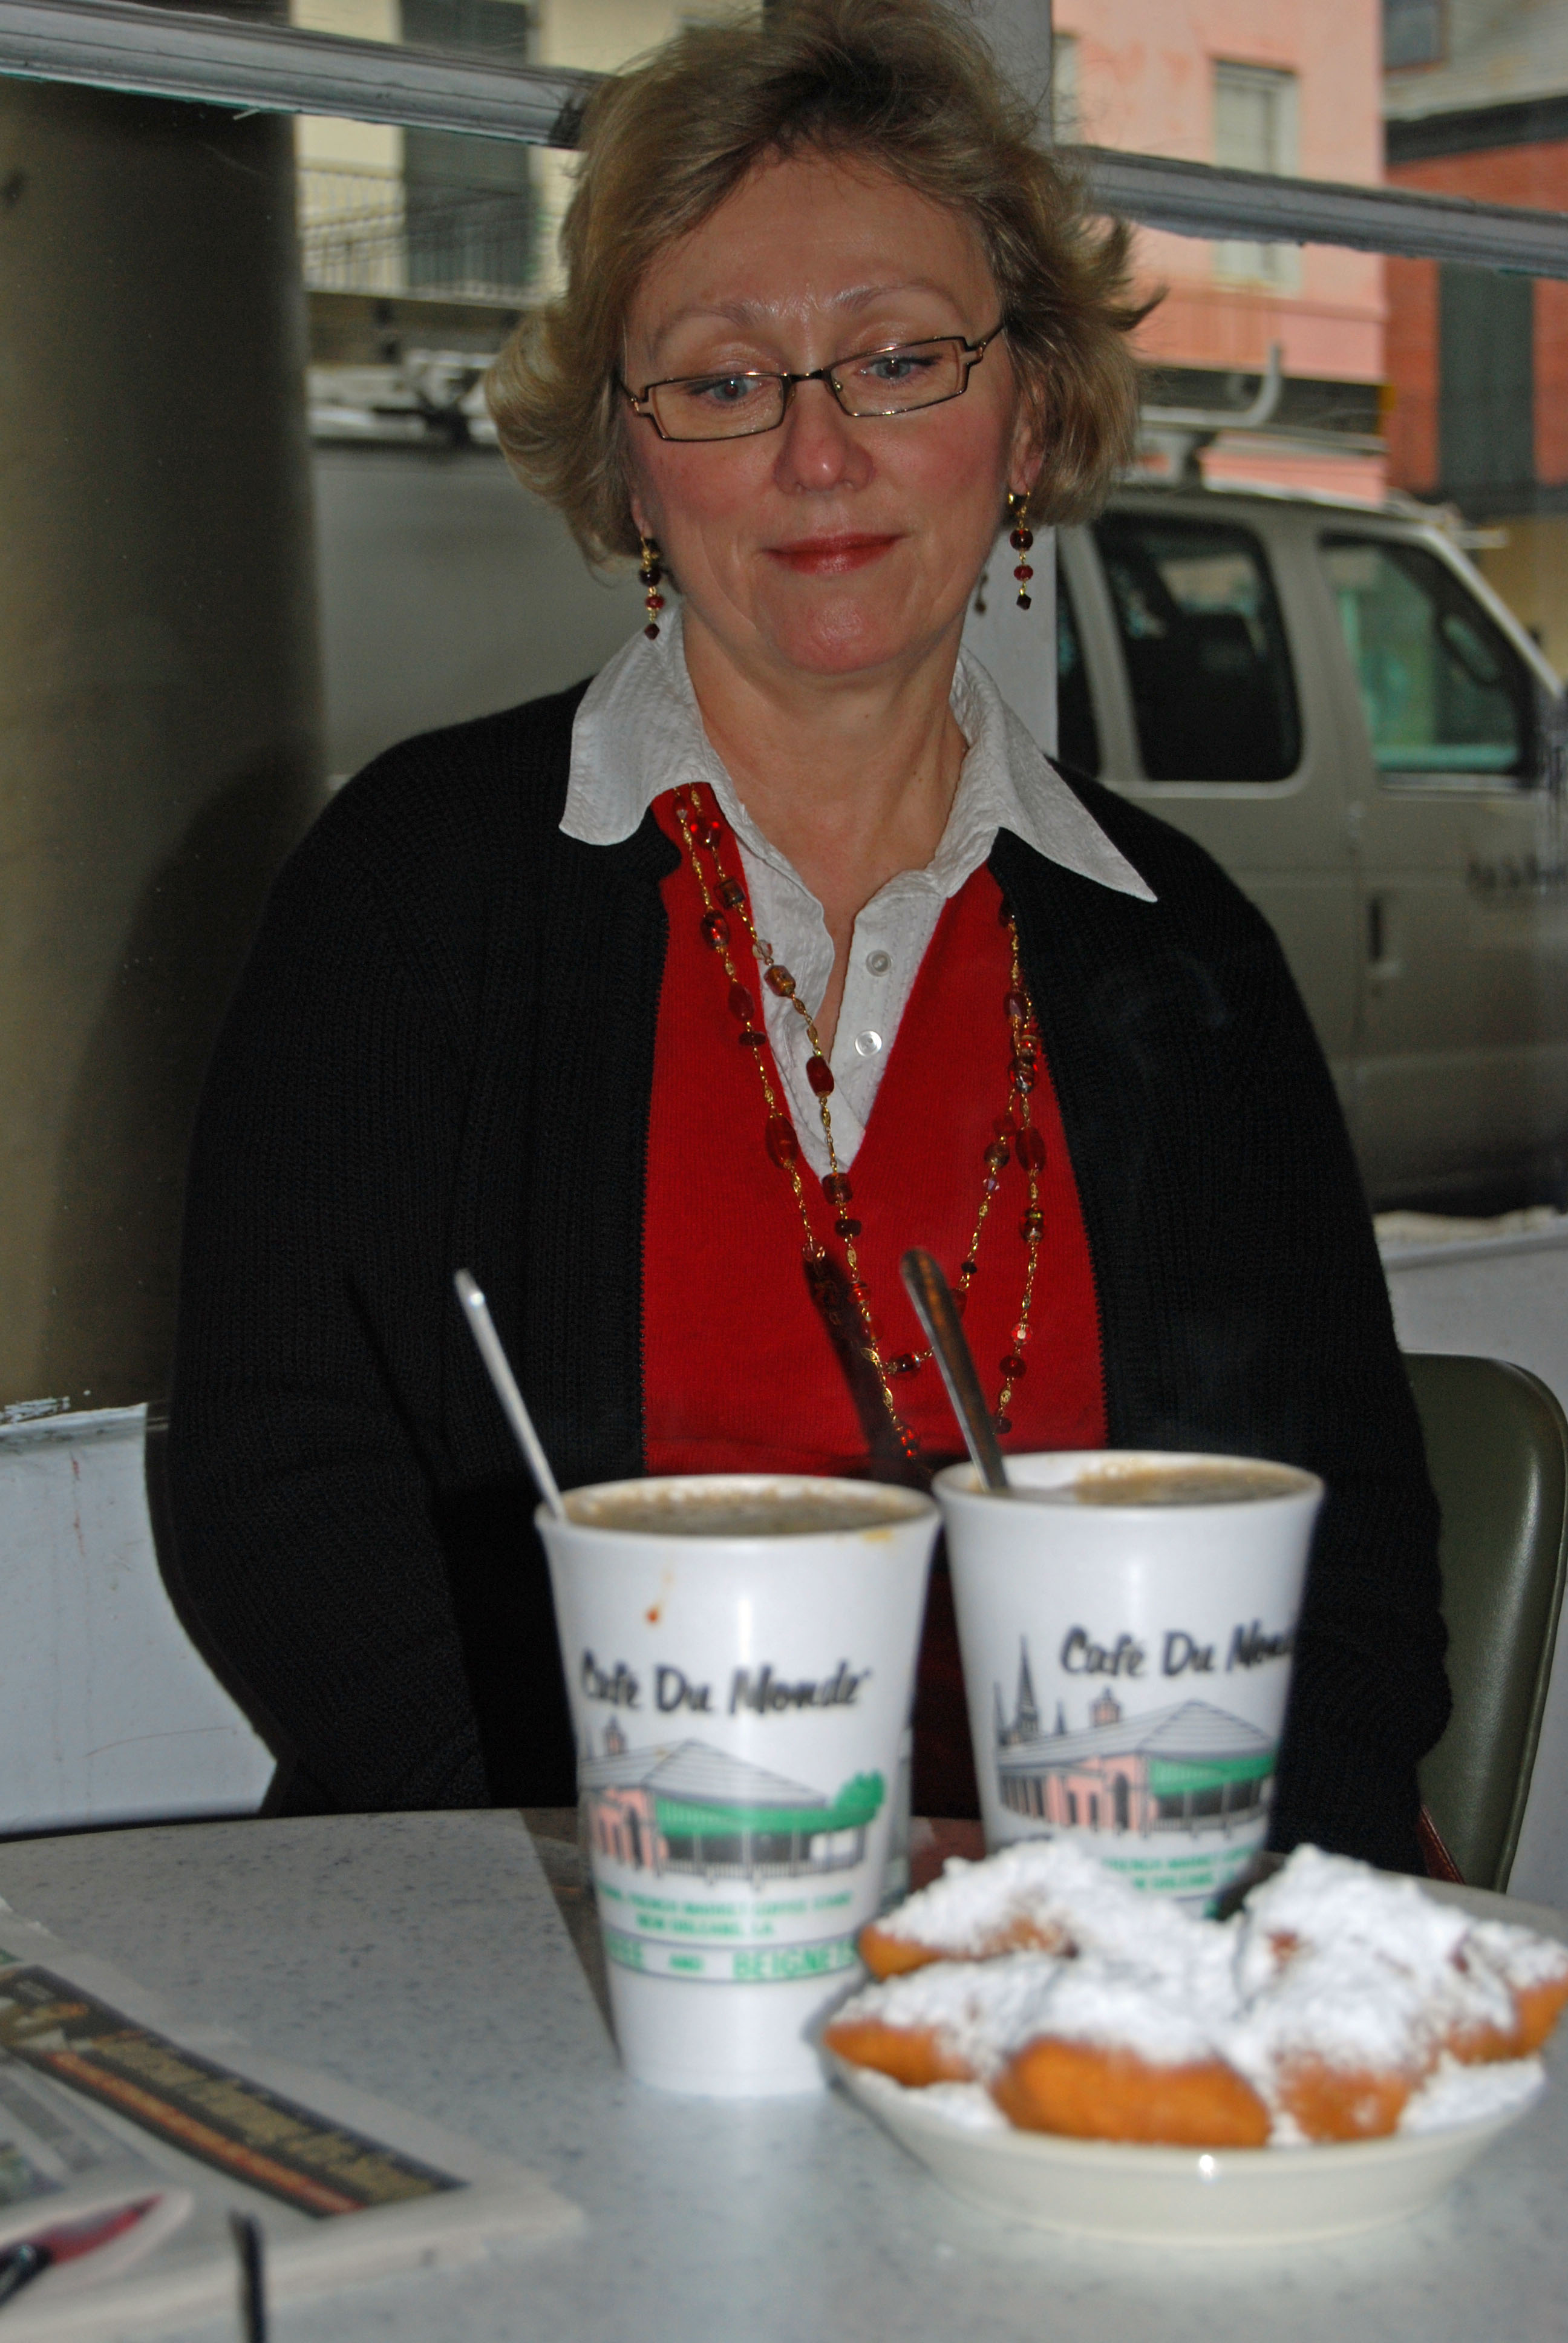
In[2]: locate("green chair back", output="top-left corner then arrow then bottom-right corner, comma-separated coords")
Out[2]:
1406,1353 -> 1568,1892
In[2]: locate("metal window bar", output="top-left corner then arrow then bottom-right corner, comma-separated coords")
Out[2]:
4,0 -> 1568,279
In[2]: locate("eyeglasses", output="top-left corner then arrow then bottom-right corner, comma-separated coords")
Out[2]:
623,323 -> 1007,443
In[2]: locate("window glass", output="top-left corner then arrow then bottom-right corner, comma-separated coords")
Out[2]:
1212,62 -> 1299,288
1436,265 -> 1535,503
1092,513 -> 1302,782
1055,559 -> 1100,779
1383,0 -> 1445,71
1319,536 -> 1537,784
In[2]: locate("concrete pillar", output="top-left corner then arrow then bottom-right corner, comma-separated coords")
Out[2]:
0,77 -> 324,1411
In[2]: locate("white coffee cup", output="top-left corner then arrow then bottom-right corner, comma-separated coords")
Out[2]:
935,1450 -> 1322,1911
538,1473 -> 938,2097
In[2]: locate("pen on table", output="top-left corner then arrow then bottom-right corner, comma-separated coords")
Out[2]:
230,2210 -> 267,2343
0,2240 -> 49,2310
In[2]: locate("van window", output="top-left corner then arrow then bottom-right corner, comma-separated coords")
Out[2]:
1319,535 -> 1537,786
1091,513 -> 1302,782
1056,560 -> 1100,778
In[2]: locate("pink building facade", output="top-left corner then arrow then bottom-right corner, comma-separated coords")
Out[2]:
1058,0 -> 1387,497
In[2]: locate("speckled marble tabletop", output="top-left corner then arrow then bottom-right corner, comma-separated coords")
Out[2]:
0,1809 -> 1564,2343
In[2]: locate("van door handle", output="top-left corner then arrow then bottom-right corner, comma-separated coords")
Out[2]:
1367,894 -> 1401,981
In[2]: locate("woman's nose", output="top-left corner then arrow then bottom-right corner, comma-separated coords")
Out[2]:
770,378 -> 874,493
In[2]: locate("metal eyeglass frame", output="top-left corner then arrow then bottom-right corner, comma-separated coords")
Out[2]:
621,322 -> 1008,444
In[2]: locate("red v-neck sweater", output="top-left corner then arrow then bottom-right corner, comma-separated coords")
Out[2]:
642,793 -> 1106,1473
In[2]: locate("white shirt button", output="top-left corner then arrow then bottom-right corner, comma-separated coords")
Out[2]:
866,949 -> 892,975
854,1030 -> 883,1058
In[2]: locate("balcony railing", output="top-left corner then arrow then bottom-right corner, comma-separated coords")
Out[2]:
298,162 -> 535,303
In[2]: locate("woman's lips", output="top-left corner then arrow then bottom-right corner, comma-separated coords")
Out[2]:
763,534 -> 900,576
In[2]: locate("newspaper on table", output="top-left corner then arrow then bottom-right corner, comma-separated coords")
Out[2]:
0,1900 -> 580,2337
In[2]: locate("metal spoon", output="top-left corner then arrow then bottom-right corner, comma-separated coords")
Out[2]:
900,1248 -> 1010,1493
453,1270 -> 567,1520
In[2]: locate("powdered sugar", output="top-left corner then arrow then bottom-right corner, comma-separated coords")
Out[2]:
1235,1847 -> 1472,1996
1025,1960 -> 1229,2066
1468,1918 -> 1568,1994
1399,2054 -> 1546,2135
1226,1938 -> 1437,2089
876,1836 -> 1204,1974
1233,1851 -> 1520,2076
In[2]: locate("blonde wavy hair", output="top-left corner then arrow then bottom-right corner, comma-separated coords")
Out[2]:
487,0 -> 1147,565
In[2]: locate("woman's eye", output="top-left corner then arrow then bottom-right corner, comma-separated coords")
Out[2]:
687,375 -> 765,407
860,348 -> 936,385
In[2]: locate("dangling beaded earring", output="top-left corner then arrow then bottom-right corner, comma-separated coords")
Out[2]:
639,534 -> 666,639
1007,490 -> 1034,611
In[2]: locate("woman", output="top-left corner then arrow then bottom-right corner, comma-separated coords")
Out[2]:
166,0 -> 1448,1866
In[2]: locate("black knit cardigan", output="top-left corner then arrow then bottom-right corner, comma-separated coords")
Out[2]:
165,680 -> 1449,1869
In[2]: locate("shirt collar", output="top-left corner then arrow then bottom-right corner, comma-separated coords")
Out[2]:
561,605 -> 1156,905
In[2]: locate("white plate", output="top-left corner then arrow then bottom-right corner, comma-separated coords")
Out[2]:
835,2062 -> 1542,2244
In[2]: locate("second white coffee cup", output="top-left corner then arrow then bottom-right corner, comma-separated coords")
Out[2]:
935,1450 -> 1322,1910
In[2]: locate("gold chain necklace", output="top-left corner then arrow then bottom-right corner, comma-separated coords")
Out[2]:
671,783 -> 1046,1463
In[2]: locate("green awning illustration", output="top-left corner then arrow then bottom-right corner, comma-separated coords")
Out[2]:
656,1771 -> 884,1838
1146,1752 -> 1276,1796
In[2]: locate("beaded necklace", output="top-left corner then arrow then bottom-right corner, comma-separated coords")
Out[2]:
671,781 -> 1046,1463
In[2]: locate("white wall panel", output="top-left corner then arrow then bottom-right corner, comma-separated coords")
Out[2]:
0,1407 -> 272,1835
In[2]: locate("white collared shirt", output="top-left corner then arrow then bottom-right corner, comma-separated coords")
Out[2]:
563,608 -> 1155,1173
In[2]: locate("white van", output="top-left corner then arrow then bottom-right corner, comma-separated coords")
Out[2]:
1058,486 -> 1568,1211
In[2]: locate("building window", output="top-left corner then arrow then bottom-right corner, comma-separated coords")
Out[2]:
1051,31 -> 1079,143
1212,61 -> 1299,287
1383,0 -> 1445,71
1439,265 -> 1535,508
400,0 -> 538,298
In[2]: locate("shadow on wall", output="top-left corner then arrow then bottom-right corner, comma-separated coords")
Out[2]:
38,755 -> 319,1411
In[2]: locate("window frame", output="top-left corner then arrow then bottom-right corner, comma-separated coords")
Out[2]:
3,0 -> 1568,279
1089,501 -> 1306,790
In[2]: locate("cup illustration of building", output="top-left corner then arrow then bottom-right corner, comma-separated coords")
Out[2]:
580,1724 -> 884,1883
993,1645 -> 1275,1835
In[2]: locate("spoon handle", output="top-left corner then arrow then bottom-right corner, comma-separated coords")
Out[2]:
900,1248 -> 1010,1493
454,1270 -> 568,1520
